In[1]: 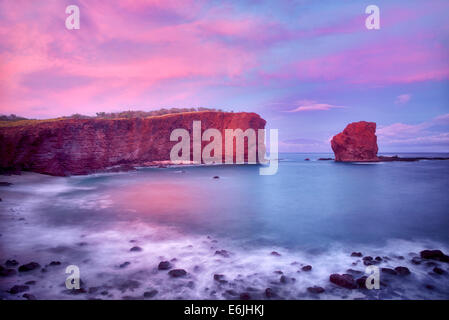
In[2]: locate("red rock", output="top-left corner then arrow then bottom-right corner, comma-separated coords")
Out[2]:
331,121 -> 379,162
329,274 -> 357,289
0,112 -> 266,176
420,250 -> 449,263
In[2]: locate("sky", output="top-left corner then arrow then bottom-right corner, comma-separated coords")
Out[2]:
0,0 -> 448,152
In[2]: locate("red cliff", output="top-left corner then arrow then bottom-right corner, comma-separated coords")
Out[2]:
331,121 -> 379,162
0,111 -> 266,176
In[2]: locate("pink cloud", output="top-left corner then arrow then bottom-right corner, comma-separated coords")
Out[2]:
377,114 -> 449,149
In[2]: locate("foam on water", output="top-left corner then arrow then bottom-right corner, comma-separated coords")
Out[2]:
1,155 -> 449,300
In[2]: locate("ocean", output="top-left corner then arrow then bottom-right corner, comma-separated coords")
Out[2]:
1,153 -> 448,299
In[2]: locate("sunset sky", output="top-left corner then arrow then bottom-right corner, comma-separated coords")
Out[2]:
1,0 -> 448,152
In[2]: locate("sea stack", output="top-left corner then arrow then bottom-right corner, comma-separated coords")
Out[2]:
331,121 -> 379,162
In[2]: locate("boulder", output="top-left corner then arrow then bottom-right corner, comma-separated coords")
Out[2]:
307,286 -> 325,294
331,121 -> 379,162
18,262 -> 40,272
329,274 -> 357,289
394,266 -> 411,276
420,250 -> 449,263
168,269 -> 187,278
158,261 -> 172,270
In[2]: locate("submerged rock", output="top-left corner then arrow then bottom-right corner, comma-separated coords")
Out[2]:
270,251 -> 281,257
129,246 -> 143,252
307,286 -> 325,294
5,259 -> 19,267
143,290 -> 158,298
420,250 -> 449,263
9,285 -> 30,294
265,288 -> 276,298
23,293 -> 36,300
213,274 -> 227,284
394,266 -> 411,276
168,269 -> 187,278
239,292 -> 251,300
119,262 -> 131,269
18,262 -> 40,272
158,261 -> 172,270
214,250 -> 230,258
301,265 -> 312,272
329,274 -> 357,289
433,267 -> 445,275
381,268 -> 398,275
356,276 -> 368,289
351,252 -> 363,257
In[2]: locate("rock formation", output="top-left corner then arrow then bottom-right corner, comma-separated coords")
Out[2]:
331,121 -> 379,162
0,111 -> 266,176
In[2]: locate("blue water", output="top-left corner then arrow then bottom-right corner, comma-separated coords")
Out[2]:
71,152 -> 449,248
1,153 -> 449,299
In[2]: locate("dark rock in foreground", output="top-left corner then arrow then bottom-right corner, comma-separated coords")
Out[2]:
240,292 -> 251,300
351,252 -> 363,257
301,265 -> 312,271
214,250 -> 230,258
420,250 -> 449,263
23,293 -> 36,300
158,261 -> 172,270
394,266 -> 411,276
381,268 -> 397,275
18,262 -> 40,272
129,246 -> 143,252
9,285 -> 29,294
143,290 -> 158,298
307,286 -> 325,294
265,288 -> 276,298
356,276 -> 367,289
168,269 -> 187,278
433,267 -> 445,275
5,259 -> 19,267
329,274 -> 357,289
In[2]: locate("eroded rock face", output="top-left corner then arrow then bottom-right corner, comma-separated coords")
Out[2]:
0,112 -> 266,176
331,121 -> 379,162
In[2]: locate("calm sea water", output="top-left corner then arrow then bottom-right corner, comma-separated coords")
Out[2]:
1,153 -> 449,299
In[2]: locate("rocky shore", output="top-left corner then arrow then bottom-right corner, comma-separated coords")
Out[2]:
1,233 -> 448,300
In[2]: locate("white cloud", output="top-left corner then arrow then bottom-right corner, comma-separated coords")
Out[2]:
287,100 -> 345,112
395,94 -> 411,105
377,113 -> 449,148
